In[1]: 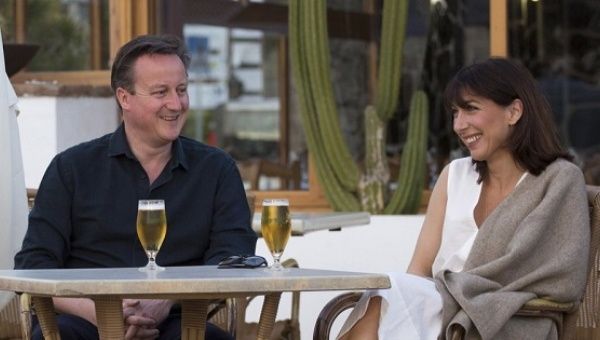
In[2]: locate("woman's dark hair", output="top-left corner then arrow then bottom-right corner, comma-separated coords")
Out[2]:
443,58 -> 571,182
110,35 -> 190,108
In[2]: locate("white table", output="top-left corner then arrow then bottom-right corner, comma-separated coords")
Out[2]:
0,266 -> 389,340
252,212 -> 370,235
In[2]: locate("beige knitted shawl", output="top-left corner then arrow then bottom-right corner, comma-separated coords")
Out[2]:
435,159 -> 590,340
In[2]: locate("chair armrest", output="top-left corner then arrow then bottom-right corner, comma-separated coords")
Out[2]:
519,298 -> 577,313
449,298 -> 576,340
313,292 -> 362,340
514,298 -> 577,338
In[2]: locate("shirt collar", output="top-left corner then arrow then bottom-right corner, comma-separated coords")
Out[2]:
108,123 -> 135,159
170,136 -> 188,171
108,123 -> 189,171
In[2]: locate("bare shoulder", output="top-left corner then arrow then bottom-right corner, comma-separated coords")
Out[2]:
424,163 -> 450,227
431,163 -> 450,198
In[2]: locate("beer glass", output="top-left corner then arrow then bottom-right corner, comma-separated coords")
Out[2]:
261,199 -> 291,271
137,199 -> 167,272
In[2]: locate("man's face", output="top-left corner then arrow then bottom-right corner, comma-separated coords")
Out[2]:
118,53 -> 189,148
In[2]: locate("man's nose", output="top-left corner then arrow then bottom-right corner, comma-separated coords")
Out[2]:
165,90 -> 183,111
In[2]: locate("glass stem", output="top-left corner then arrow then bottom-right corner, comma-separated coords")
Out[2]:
272,254 -> 283,270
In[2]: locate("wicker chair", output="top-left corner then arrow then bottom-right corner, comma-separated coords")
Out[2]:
313,185 -> 600,340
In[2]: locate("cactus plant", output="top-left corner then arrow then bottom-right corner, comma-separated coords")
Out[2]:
289,0 -> 428,214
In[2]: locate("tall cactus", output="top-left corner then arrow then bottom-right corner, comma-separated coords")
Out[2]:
289,0 -> 428,214
384,91 -> 429,214
289,0 -> 360,211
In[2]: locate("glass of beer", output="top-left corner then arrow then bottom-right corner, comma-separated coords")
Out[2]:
261,199 -> 291,271
137,199 -> 167,272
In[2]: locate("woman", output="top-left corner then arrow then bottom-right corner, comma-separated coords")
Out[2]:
339,58 -> 590,340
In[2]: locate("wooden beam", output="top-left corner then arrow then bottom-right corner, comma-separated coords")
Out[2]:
90,0 -> 103,70
11,70 -> 110,86
132,0 -> 150,37
490,0 -> 508,57
109,0 -> 132,64
15,0 -> 26,43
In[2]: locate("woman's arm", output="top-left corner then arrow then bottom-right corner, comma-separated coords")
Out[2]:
406,164 -> 449,277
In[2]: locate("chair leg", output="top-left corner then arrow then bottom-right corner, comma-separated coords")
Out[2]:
182,300 -> 208,340
282,258 -> 301,339
257,293 -> 282,340
19,293 -> 32,340
290,291 -> 301,340
233,297 -> 248,338
31,296 -> 61,340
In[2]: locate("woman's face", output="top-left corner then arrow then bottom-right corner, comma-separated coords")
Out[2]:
452,91 -> 522,162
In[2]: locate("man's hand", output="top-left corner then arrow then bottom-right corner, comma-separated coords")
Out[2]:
123,299 -> 173,340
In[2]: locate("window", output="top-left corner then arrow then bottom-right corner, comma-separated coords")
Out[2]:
0,0 -> 110,72
182,24 -> 295,191
509,0 -> 600,185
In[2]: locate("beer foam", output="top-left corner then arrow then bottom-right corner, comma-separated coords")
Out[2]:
262,199 -> 289,206
138,200 -> 165,209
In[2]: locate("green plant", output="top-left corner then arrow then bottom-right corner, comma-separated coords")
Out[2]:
26,0 -> 88,71
289,0 -> 428,213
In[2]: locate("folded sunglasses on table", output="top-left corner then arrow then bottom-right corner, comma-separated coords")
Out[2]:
217,255 -> 267,269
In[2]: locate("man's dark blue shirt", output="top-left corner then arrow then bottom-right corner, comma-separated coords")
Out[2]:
15,124 -> 257,269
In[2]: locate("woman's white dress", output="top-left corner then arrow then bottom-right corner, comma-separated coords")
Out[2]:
338,157 -> 526,340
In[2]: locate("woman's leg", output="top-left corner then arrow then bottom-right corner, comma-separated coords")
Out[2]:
339,296 -> 381,340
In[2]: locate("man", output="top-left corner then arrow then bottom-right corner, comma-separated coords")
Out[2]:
14,35 -> 256,340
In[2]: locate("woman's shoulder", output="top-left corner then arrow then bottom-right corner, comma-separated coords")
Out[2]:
447,157 -> 477,180
448,157 -> 474,171
534,158 -> 586,190
449,156 -> 473,166
544,158 -> 583,177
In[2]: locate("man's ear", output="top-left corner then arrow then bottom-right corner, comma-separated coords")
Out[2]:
116,87 -> 130,111
508,99 -> 523,126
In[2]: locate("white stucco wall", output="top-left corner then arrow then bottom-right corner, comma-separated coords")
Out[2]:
56,98 -> 119,153
17,96 -> 118,188
16,97 -> 57,189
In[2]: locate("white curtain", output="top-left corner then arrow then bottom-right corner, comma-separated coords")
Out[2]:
0,29 -> 29,310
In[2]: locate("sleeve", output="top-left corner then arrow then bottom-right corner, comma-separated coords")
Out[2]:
202,158 -> 257,265
14,154 -> 74,269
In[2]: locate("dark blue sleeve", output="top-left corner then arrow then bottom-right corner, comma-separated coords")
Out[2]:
202,158 -> 257,265
14,154 -> 73,269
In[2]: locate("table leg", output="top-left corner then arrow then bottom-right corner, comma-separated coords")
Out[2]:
181,299 -> 208,340
257,293 -> 282,340
31,296 -> 61,340
93,296 -> 124,339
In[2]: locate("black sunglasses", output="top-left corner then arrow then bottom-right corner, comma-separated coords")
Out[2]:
217,255 -> 267,269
